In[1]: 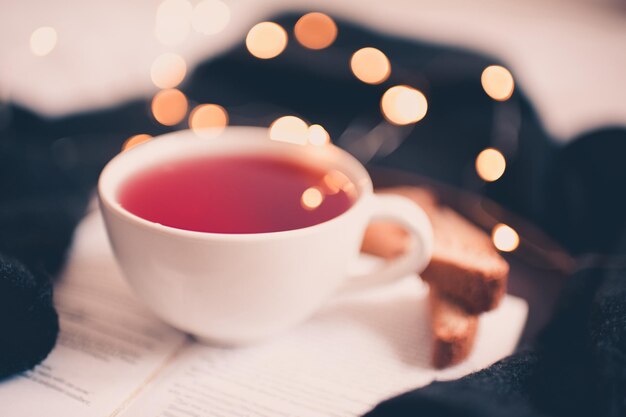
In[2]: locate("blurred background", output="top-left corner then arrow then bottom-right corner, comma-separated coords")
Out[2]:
2,0 -> 626,140
2,0 -> 626,258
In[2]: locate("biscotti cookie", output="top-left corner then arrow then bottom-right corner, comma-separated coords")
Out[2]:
362,186 -> 509,313
429,286 -> 479,368
361,187 -> 438,259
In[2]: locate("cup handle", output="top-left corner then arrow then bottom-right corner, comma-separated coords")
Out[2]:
339,193 -> 433,293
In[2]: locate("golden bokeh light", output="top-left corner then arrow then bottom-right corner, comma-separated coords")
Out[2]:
155,0 -> 192,46
301,187 -> 324,210
350,47 -> 391,85
150,53 -> 187,89
30,26 -> 57,56
269,116 -> 308,144
246,22 -> 288,59
122,134 -> 152,152
475,148 -> 506,182
151,89 -> 188,126
308,124 -> 330,146
481,65 -> 515,101
323,170 -> 354,196
381,85 -> 428,125
492,223 -> 520,252
192,0 -> 230,35
189,104 -> 228,137
294,12 -> 337,50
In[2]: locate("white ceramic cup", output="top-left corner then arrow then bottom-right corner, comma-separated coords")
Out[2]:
99,127 -> 433,345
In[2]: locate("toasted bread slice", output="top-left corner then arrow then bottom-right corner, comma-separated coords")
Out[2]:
429,286 -> 479,368
362,186 -> 509,313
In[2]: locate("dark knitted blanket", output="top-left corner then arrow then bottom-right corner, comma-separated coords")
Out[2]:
0,13 -> 624,416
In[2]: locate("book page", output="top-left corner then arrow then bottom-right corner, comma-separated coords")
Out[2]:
0,210 -> 188,417
121,256 -> 528,417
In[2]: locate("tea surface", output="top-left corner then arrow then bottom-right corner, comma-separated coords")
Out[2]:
119,155 -> 356,233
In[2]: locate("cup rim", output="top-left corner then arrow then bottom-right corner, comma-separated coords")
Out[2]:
98,126 -> 374,241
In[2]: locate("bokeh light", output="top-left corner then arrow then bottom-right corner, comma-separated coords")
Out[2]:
308,124 -> 330,146
350,47 -> 391,85
192,0 -> 230,35
269,116 -> 308,144
475,148 -> 506,182
294,12 -> 337,50
150,53 -> 187,89
246,22 -> 288,59
323,170 -> 353,195
481,65 -> 515,101
122,134 -> 152,152
301,187 -> 324,210
381,85 -> 428,125
151,89 -> 188,126
492,223 -> 520,252
155,0 -> 192,46
189,104 -> 228,137
30,27 -> 57,56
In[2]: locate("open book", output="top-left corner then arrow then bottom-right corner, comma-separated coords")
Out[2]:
0,209 -> 528,417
